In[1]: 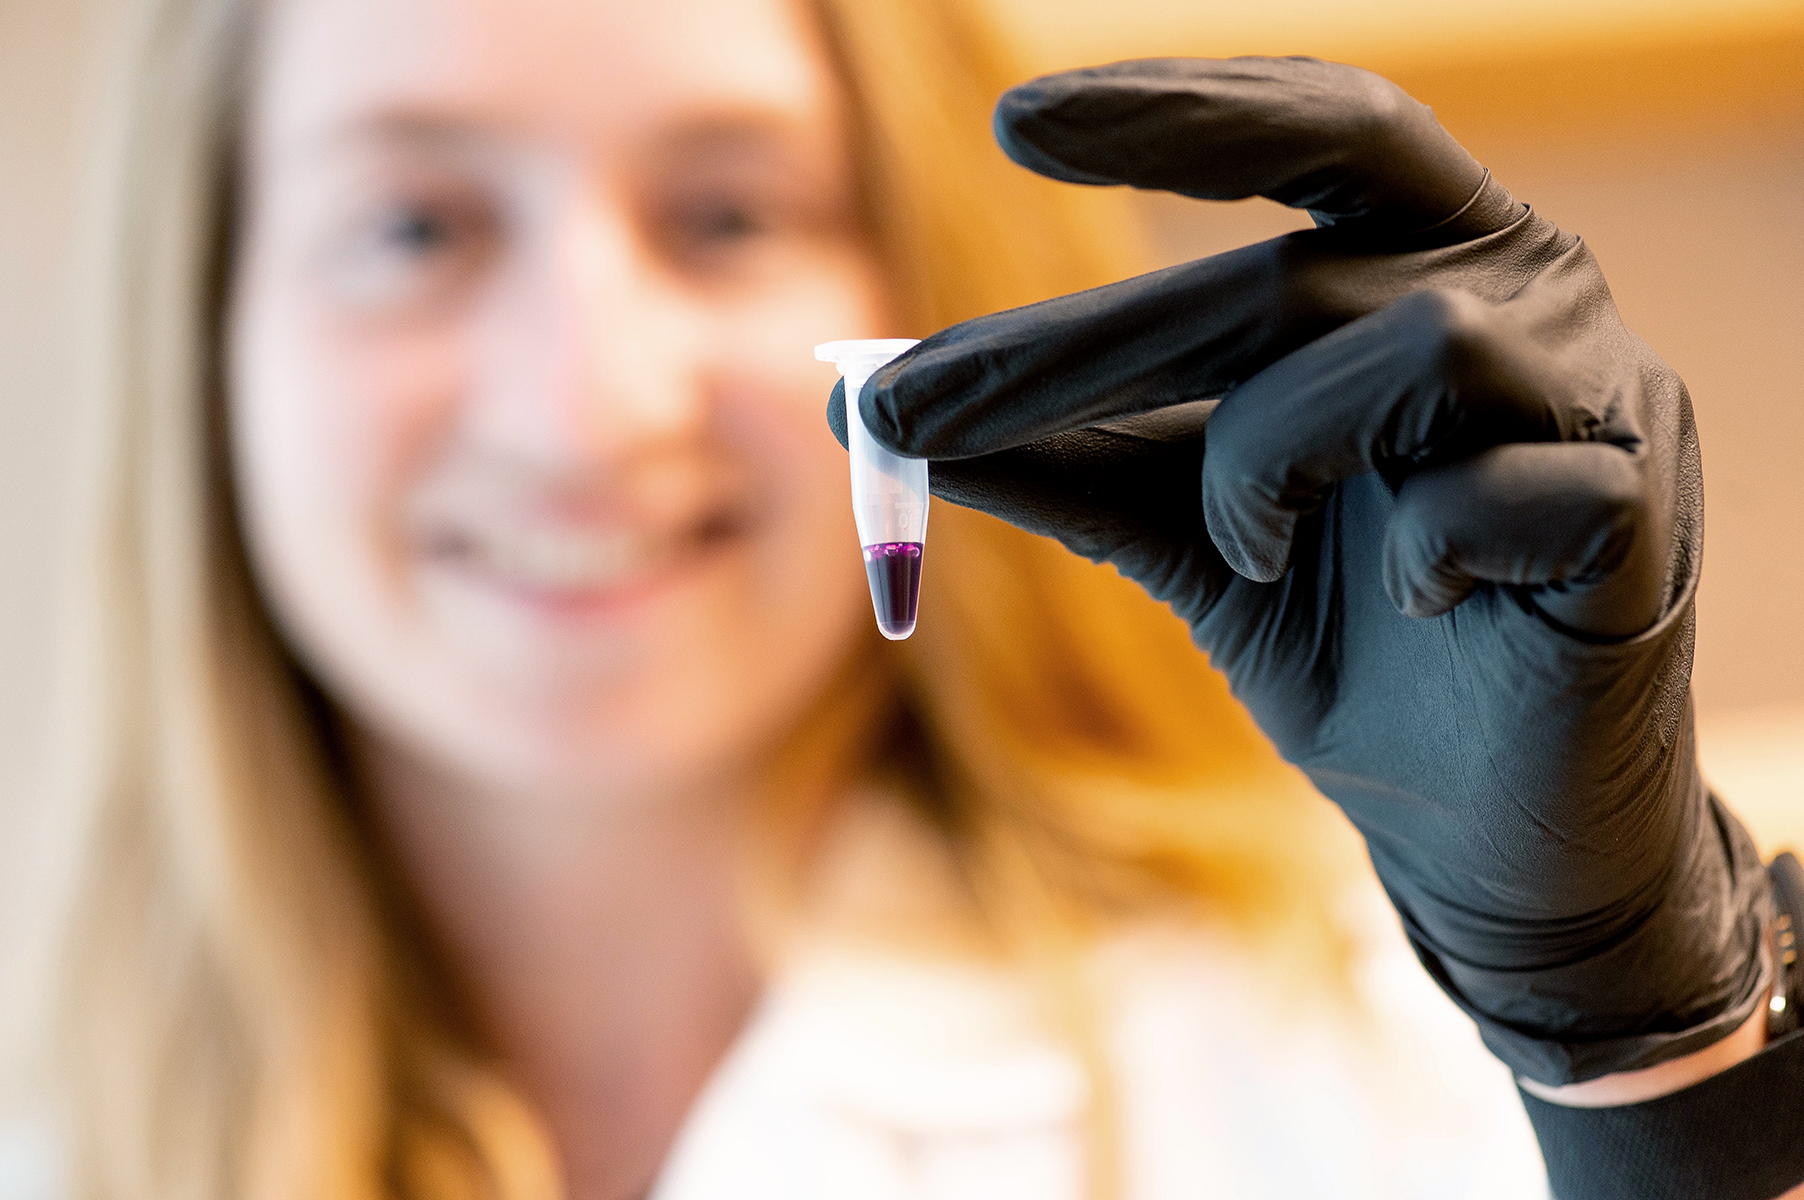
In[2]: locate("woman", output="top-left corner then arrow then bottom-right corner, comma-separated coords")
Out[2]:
19,0 -> 1549,1195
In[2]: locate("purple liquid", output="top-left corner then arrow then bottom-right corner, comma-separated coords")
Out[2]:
862,542 -> 923,640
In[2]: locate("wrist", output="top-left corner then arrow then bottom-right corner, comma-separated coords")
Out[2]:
1521,850 -> 1804,1107
1519,980 -> 1770,1107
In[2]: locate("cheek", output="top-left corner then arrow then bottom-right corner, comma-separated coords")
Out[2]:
710,255 -> 893,618
664,364 -> 870,784
228,274 -> 464,680
572,260 -> 885,776
721,364 -> 865,622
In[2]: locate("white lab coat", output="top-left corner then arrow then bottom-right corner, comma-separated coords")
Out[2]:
653,892 -> 1549,1200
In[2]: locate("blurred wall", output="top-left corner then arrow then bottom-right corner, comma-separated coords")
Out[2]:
988,0 -> 1803,71
2,0 -> 1800,832
0,0 -> 124,880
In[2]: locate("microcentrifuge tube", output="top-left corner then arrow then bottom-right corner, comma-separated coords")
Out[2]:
814,339 -> 927,639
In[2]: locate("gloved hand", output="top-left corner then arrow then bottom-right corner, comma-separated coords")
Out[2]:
828,57 -> 1773,1085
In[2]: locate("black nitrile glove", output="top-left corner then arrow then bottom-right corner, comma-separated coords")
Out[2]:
827,57 -> 1773,1086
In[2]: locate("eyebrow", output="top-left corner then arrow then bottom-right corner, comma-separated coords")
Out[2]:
299,110 -> 516,159
304,104 -> 828,164
643,112 -> 835,178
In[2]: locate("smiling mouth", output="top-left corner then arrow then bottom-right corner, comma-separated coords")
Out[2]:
416,510 -> 746,600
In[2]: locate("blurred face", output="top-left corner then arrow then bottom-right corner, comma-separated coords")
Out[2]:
230,0 -> 887,800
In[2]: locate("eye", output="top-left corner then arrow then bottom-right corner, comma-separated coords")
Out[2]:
674,198 -> 767,247
699,204 -> 760,241
381,208 -> 458,255
369,195 -> 497,262
325,191 -> 502,311
653,188 -> 794,282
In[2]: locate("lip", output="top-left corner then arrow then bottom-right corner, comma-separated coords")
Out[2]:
411,508 -> 750,623
454,550 -> 718,620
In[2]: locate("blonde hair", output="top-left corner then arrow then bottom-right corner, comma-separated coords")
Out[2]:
39,0 -> 1350,1196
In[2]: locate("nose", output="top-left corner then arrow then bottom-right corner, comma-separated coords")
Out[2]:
466,191 -> 705,472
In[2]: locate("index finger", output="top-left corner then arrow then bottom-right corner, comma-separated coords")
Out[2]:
995,57 -> 1516,240
861,196 -> 1553,460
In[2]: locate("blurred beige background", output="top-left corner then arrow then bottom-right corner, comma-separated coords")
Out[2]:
3,0 -> 1801,868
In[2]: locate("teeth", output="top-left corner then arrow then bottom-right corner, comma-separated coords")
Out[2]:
479,529 -> 665,590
